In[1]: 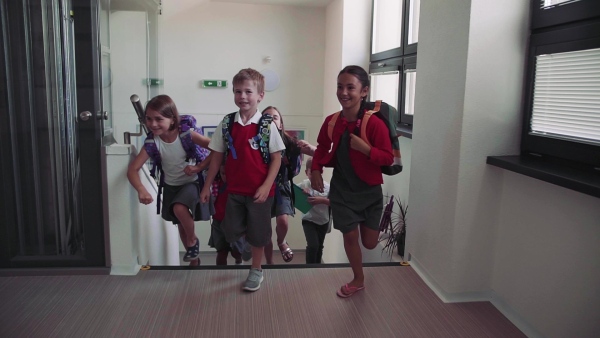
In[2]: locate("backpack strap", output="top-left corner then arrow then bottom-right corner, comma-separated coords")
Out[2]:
359,100 -> 382,147
253,114 -> 273,164
222,112 -> 237,159
327,111 -> 341,140
143,133 -> 165,214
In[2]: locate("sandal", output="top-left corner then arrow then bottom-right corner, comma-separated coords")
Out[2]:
183,239 -> 200,262
278,241 -> 294,263
336,284 -> 365,298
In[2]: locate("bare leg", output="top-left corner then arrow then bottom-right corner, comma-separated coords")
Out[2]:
275,214 -> 289,246
216,250 -> 229,265
343,227 -> 364,288
172,203 -> 197,248
251,246 -> 264,270
175,223 -> 200,266
276,214 -> 293,262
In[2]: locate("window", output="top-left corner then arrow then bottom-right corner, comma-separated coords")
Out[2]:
369,0 -> 420,135
521,0 -> 600,168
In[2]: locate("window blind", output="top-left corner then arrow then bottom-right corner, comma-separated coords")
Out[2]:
541,0 -> 581,9
531,47 -> 600,145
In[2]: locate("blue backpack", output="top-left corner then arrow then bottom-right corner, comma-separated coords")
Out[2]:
144,115 -> 210,214
221,112 -> 273,164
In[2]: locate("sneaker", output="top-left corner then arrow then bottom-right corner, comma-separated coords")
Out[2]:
242,268 -> 263,292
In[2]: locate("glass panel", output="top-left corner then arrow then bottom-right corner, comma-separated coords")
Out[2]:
100,0 -> 113,136
372,0 -> 403,54
404,70 -> 417,115
369,71 -> 400,108
407,0 -> 420,45
0,0 -> 84,257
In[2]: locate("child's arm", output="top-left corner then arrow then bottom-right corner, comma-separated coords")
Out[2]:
126,147 -> 153,205
191,130 -> 211,148
254,152 -> 282,203
200,151 -> 223,203
183,151 -> 213,176
307,196 -> 330,206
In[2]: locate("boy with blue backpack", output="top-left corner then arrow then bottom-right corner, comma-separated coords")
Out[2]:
127,95 -> 213,266
200,68 -> 285,292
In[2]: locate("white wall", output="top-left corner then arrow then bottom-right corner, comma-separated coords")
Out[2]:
389,0 -> 600,337
161,2 -> 326,253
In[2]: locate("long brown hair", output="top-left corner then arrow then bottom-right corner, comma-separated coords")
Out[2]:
261,106 -> 297,152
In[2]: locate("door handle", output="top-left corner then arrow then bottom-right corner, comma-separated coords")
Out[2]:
79,111 -> 92,121
98,111 -> 108,120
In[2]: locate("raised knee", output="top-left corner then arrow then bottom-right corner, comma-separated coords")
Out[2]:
362,240 -> 378,250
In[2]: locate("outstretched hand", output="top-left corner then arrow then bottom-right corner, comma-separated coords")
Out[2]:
297,140 -> 316,156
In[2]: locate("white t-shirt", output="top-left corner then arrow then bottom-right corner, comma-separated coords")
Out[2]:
298,179 -> 330,225
155,135 -> 198,186
208,109 -> 285,153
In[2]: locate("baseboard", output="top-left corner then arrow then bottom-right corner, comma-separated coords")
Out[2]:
409,255 -> 542,338
110,264 -> 142,276
0,267 -> 110,277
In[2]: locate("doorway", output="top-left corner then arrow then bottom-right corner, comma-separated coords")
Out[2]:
0,0 -> 118,270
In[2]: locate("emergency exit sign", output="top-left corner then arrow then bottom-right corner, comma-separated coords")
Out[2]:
202,80 -> 228,88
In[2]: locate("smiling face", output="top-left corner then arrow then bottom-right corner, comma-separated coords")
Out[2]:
262,107 -> 282,130
337,73 -> 369,114
233,79 -> 264,115
145,108 -> 175,137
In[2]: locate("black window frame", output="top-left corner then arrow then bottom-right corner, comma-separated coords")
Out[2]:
369,0 -> 419,134
521,0 -> 600,168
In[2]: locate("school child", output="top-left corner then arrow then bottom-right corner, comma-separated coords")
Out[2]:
200,68 -> 285,291
127,94 -> 213,267
208,164 -> 243,265
261,106 -> 303,264
297,157 -> 331,264
311,65 -> 393,297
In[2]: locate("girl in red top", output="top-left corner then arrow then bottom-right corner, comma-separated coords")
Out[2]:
311,65 -> 393,298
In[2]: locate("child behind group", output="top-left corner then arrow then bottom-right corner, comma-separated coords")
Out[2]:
208,164 -> 243,265
200,68 -> 285,291
261,106 -> 303,264
311,65 -> 393,297
298,157 -> 330,264
127,94 -> 213,266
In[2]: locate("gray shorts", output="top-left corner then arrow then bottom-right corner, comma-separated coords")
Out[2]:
208,219 -> 229,252
161,182 -> 214,224
222,193 -> 273,247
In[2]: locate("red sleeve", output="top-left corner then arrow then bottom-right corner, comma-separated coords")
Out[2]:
365,116 -> 394,166
311,114 -> 334,173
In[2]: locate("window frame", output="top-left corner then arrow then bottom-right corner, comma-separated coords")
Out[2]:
369,0 -> 419,133
521,0 -> 600,168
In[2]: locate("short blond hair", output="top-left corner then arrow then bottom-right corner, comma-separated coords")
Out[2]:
232,68 -> 265,93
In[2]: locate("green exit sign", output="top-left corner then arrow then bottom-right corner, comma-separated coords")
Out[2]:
202,80 -> 228,88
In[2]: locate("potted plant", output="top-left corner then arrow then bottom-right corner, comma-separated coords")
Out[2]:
379,195 -> 408,263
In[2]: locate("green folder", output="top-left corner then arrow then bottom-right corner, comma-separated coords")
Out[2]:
293,184 -> 312,214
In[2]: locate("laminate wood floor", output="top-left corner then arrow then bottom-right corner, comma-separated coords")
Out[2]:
0,265 -> 524,338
